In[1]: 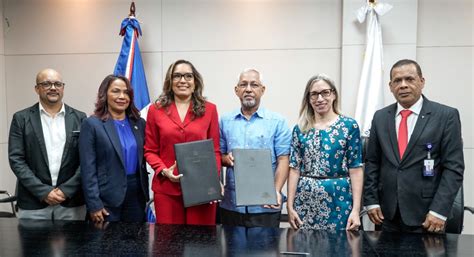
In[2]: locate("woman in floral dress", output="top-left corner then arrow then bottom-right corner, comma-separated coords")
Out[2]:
287,74 -> 363,230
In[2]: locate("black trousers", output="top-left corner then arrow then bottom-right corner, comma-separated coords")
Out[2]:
105,174 -> 147,222
382,207 -> 424,233
219,207 -> 281,228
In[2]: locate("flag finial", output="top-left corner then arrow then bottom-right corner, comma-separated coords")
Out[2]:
369,0 -> 377,6
129,2 -> 136,17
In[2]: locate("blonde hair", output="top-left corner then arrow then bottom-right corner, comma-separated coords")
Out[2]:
297,74 -> 340,132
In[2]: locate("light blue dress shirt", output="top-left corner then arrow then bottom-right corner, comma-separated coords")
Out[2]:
219,107 -> 291,213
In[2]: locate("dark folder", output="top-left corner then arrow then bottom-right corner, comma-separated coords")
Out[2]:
233,149 -> 277,206
174,139 -> 223,207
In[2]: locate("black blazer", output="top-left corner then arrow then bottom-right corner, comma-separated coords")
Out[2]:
79,116 -> 149,213
364,96 -> 464,226
8,103 -> 86,210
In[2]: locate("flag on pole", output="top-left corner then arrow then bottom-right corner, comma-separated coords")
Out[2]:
114,15 -> 150,111
355,1 -> 392,136
114,4 -> 155,223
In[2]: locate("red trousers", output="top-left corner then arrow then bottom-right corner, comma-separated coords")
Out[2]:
154,193 -> 216,225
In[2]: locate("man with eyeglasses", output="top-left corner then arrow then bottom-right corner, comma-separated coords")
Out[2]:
364,59 -> 464,233
219,68 -> 291,227
8,68 -> 87,220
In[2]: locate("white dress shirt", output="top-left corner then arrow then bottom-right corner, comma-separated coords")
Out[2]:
395,96 -> 423,139
366,97 -> 446,221
39,103 -> 66,187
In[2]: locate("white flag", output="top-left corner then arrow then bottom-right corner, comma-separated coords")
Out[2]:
355,1 -> 392,137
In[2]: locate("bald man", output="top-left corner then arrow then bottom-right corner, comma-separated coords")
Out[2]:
9,68 -> 87,220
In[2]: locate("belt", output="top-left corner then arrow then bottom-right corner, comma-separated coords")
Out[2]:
300,174 -> 348,179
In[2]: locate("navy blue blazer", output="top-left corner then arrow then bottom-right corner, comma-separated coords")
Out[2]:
79,116 -> 149,213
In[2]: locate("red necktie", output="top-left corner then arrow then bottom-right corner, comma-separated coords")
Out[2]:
398,110 -> 413,159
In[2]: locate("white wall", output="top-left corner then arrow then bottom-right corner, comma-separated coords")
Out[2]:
0,0 -> 11,212
0,0 -> 472,233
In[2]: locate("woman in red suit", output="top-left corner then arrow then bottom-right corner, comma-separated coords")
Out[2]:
144,59 -> 221,225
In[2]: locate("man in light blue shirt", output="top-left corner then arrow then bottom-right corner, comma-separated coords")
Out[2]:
219,68 -> 291,227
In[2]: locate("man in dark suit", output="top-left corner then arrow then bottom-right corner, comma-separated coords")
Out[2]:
8,68 -> 86,220
364,59 -> 464,233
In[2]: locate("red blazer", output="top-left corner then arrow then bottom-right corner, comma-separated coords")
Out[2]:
144,101 -> 221,196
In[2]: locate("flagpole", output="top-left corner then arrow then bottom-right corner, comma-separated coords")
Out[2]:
114,1 -> 151,110
129,2 -> 136,17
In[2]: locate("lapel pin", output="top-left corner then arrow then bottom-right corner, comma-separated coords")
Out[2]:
134,126 -> 138,130
421,115 -> 425,119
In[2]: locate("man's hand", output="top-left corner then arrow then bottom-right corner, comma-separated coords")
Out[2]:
54,188 -> 66,199
44,188 -> 66,205
422,213 -> 446,233
221,153 -> 234,167
367,207 -> 384,225
264,191 -> 282,209
90,208 -> 110,223
160,162 -> 183,183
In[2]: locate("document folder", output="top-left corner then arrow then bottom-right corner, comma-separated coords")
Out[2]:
233,149 -> 277,206
174,139 -> 223,207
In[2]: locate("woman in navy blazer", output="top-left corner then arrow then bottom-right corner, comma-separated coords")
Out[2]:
79,75 -> 149,222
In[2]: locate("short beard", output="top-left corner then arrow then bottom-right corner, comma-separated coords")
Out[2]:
242,98 -> 256,109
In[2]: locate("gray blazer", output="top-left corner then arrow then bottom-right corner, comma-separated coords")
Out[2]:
364,96 -> 464,226
8,103 -> 86,210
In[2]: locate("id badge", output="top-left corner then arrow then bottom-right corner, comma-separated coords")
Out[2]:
423,159 -> 435,176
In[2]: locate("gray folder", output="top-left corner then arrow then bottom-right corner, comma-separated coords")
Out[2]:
174,139 -> 223,207
233,149 -> 277,206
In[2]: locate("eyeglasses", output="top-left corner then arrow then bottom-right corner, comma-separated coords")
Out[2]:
172,73 -> 194,82
309,89 -> 333,99
237,82 -> 261,89
36,81 -> 65,89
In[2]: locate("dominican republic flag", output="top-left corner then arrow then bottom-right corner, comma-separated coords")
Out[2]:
114,16 -> 155,223
114,17 -> 150,111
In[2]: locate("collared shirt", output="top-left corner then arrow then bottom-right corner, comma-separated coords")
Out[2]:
395,96 -> 423,140
39,103 -> 66,186
367,96 -> 446,221
219,107 -> 291,214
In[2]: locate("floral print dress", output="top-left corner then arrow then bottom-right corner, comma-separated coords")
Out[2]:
289,115 -> 362,230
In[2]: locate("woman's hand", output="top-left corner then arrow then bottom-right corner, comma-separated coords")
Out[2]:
210,182 -> 225,205
288,208 -> 303,229
160,162 -> 183,183
90,208 -> 109,223
346,210 -> 361,231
